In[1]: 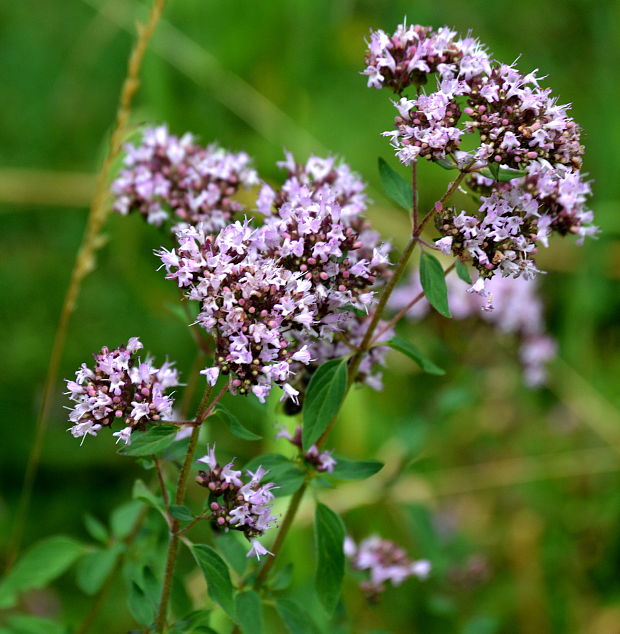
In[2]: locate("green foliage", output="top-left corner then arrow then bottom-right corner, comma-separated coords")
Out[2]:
170,504 -> 194,521
132,479 -> 166,520
214,404 -> 262,440
331,456 -> 383,480
215,532 -> 249,577
119,424 -> 179,456
377,157 -> 413,210
0,536 -> 85,608
190,544 -> 236,620
419,252 -> 452,318
235,590 -> 263,634
276,598 -> 316,634
127,580 -> 157,627
83,513 -> 109,543
455,259 -> 472,284
478,164 -> 528,181
388,335 -> 446,375
302,358 -> 348,450
0,615 -> 68,634
314,503 -> 345,615
76,543 -> 124,595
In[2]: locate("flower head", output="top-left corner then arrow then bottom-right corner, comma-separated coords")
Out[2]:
112,125 -> 258,232
65,338 -> 179,444
345,535 -> 431,601
195,444 -> 278,558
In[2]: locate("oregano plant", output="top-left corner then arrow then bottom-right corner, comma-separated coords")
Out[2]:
4,16 -> 596,634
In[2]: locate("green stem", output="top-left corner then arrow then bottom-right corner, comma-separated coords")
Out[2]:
254,479 -> 309,588
254,165 -> 472,590
154,382 -> 228,632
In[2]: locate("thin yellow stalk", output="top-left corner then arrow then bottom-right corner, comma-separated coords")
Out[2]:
6,0 -> 167,570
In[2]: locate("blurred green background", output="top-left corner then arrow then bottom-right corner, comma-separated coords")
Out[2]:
1,0 -> 620,632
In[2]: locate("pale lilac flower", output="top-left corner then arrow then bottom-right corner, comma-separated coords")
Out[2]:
276,425 -> 337,473
390,270 -> 556,385
345,535 -> 431,601
65,338 -> 180,444
112,125 -> 258,232
195,444 -> 278,558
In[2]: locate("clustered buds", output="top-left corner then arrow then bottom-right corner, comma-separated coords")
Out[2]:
390,271 -> 556,385
344,535 -> 431,602
112,125 -> 258,232
157,152 -> 390,404
65,337 -> 179,444
195,444 -> 277,559
158,221 -> 317,403
366,22 -> 596,286
363,24 -> 490,93
276,425 -> 336,473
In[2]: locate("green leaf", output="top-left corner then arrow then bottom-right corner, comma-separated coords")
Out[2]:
0,536 -> 85,608
76,543 -> 124,595
215,532 -> 249,577
419,252 -> 452,318
128,581 -> 156,627
2,614 -> 66,634
478,165 -> 527,182
387,336 -> 445,376
433,155 -> 458,170
378,157 -> 413,210
132,479 -> 167,519
341,304 -> 366,317
270,563 -> 293,591
214,405 -> 262,441
331,457 -> 384,480
171,574 -> 194,621
275,598 -> 315,634
314,503 -> 345,615
119,424 -> 178,457
110,500 -> 143,540
455,259 -> 472,284
302,358 -> 348,450
244,454 -> 304,498
83,513 -> 109,543
190,544 -> 236,620
235,590 -> 262,634
170,505 -> 194,522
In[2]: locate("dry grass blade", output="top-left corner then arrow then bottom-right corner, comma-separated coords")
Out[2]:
5,0 -> 167,570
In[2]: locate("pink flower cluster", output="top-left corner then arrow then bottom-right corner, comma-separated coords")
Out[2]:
111,125 -> 258,232
390,270 -> 556,386
344,535 -> 431,601
65,337 -> 179,444
157,152 -> 391,403
195,444 -> 278,559
276,425 -> 336,473
157,221 -> 317,403
366,22 -> 595,285
363,24 -> 490,93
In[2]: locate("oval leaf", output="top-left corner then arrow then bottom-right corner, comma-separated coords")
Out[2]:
190,544 -> 236,620
388,336 -> 445,376
378,157 -> 412,210
128,581 -> 156,627
120,424 -> 178,457
236,590 -> 262,634
419,252 -> 452,318
314,503 -> 345,615
76,544 -> 123,595
302,358 -> 348,450
0,536 -> 85,608
331,457 -> 384,480
215,405 -> 262,441
275,598 -> 315,634
455,259 -> 472,284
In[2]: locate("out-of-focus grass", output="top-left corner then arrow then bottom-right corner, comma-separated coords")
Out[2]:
1,0 -> 620,632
